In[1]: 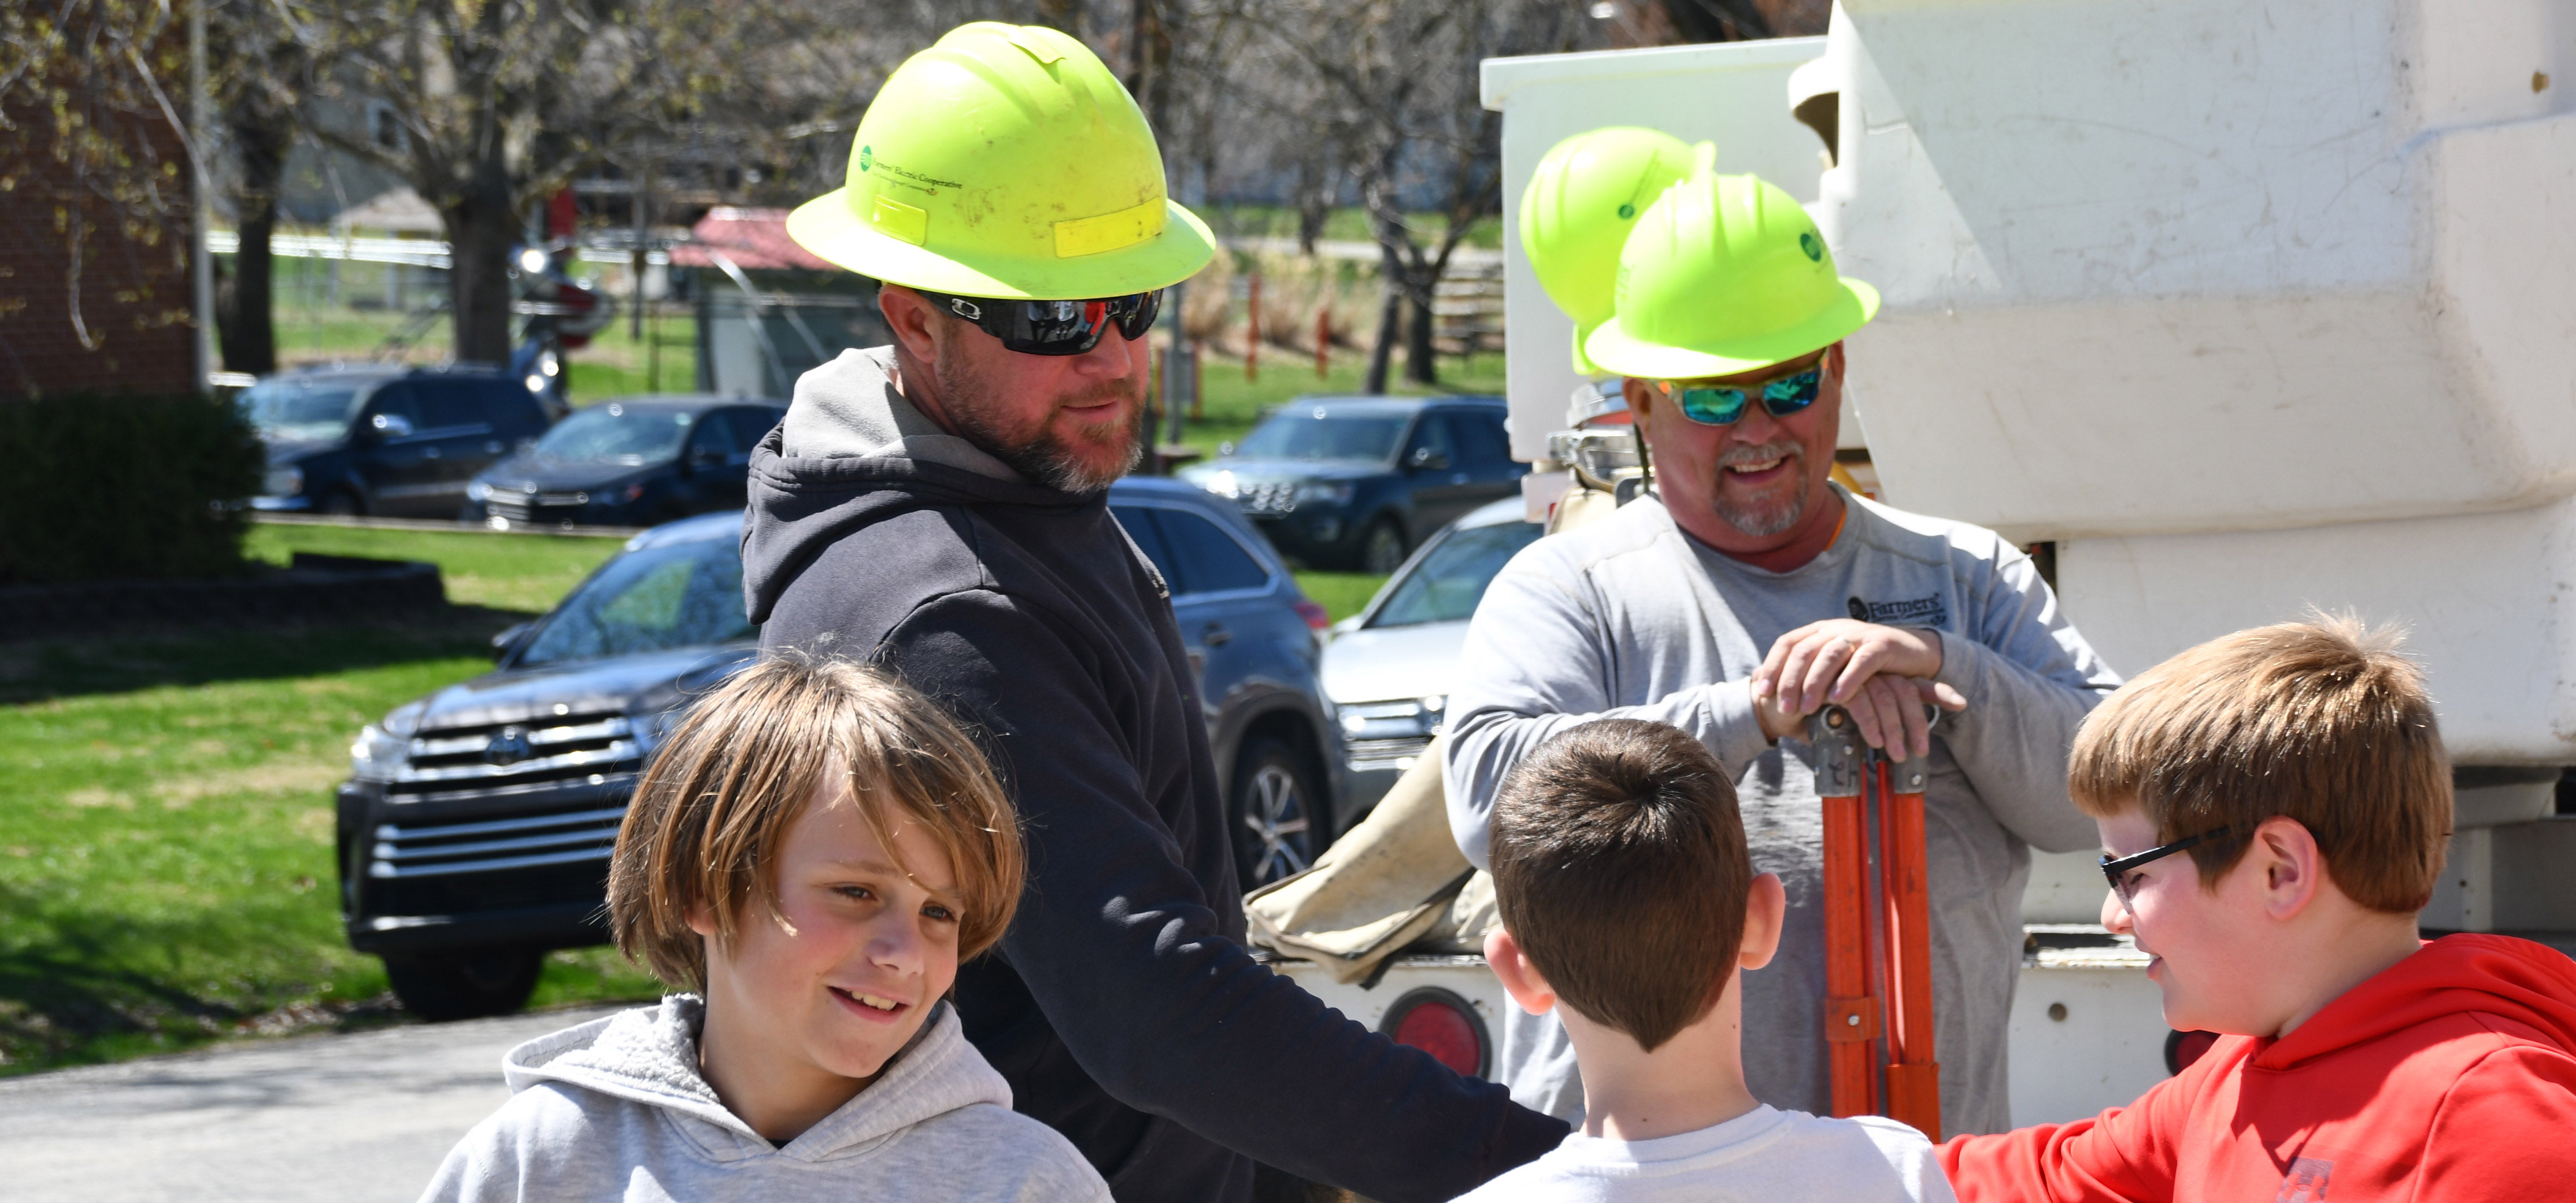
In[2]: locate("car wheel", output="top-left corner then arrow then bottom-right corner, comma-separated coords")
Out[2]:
319,490 -> 363,518
383,949 -> 543,1022
1231,735 -> 1326,890
1357,517 -> 1408,575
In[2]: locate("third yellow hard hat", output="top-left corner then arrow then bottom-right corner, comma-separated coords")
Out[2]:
785,22 -> 1214,299
1583,169 -> 1879,379
1517,127 -> 1702,373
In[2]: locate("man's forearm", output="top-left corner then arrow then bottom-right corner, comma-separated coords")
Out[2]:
1930,633 -> 2108,852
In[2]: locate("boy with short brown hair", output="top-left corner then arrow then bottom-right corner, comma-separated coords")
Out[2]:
1462,718 -> 1954,1201
1940,617 -> 2576,1201
423,654 -> 1109,1202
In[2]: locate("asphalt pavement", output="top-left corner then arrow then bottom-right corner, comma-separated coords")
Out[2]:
0,1005 -> 619,1203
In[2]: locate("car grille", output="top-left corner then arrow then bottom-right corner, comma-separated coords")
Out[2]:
385,711 -> 640,802
1348,734 -> 1435,773
1236,482 -> 1296,515
368,800 -> 627,880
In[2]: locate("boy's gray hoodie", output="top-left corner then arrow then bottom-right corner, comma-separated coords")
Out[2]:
421,995 -> 1110,1203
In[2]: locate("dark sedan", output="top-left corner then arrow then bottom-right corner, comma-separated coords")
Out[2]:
464,395 -> 786,529
340,484 -> 1343,1020
1177,396 -> 1526,573
244,364 -> 554,518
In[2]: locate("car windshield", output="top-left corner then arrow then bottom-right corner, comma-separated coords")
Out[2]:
237,379 -> 364,440
1236,409 -> 1409,463
518,536 -> 752,666
1370,520 -> 1545,627
534,404 -> 694,465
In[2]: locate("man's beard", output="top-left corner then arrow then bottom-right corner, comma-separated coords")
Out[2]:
1710,440 -> 1810,538
935,339 -> 1143,494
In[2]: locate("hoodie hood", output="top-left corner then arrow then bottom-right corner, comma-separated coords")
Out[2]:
2259,933 -> 2576,1071
778,347 -> 1022,481
742,345 -> 1108,626
502,995 -> 1007,1163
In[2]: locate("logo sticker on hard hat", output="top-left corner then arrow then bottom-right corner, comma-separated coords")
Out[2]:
1800,232 -> 1823,262
859,146 -> 874,172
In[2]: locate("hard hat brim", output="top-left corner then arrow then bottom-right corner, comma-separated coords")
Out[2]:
785,190 -> 1217,300
1585,278 -> 1882,380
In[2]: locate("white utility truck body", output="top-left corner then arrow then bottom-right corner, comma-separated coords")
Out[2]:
1278,0 -> 2573,1130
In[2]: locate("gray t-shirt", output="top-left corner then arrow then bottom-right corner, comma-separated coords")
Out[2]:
1444,487 -> 2118,1136
1451,1104 -> 1956,1203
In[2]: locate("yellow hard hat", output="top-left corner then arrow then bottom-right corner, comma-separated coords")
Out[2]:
1517,128 -> 1703,373
785,22 -> 1215,299
1584,169 -> 1879,379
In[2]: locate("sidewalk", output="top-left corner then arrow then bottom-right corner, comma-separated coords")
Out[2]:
0,1006 -> 617,1203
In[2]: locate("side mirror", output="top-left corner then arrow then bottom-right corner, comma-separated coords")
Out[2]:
1409,446 -> 1450,472
490,620 -> 535,662
369,412 -> 415,440
1329,615 -> 1363,637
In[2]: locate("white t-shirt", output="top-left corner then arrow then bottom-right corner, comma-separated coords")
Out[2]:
1453,1104 -> 1957,1203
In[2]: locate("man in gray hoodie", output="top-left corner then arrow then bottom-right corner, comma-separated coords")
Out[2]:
1445,168 -> 2119,1138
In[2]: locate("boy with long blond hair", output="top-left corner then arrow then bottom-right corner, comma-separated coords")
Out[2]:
423,655 -> 1108,1202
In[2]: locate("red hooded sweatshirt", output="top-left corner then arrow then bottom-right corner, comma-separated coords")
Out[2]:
1939,934 -> 2576,1202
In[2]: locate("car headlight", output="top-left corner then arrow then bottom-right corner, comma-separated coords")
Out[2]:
1199,468 -> 1239,499
464,479 -> 490,502
349,701 -> 425,783
1295,480 -> 1356,507
1338,696 -> 1448,740
264,466 -> 303,497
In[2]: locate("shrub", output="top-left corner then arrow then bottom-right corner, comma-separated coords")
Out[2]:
0,393 -> 262,583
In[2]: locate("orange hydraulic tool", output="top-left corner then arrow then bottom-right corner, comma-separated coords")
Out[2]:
1808,704 -> 1942,1139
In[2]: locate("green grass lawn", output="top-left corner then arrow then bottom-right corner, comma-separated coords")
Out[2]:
0,524 -> 648,1075
0,520 -> 1381,1075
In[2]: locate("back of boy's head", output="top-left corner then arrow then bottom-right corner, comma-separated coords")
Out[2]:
1487,719 -> 1749,1052
607,653 -> 1025,991
2069,614 -> 2449,912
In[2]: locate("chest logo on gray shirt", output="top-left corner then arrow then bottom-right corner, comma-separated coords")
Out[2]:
1847,593 -> 1949,627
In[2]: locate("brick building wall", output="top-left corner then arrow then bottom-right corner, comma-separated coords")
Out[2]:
0,93 -> 200,399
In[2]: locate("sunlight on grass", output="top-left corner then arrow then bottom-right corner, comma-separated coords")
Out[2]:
0,527 -> 658,1074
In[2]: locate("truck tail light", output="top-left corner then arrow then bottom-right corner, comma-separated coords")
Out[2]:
1380,988 -> 1490,1079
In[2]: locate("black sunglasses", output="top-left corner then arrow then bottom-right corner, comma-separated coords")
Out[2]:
2099,826 -> 2233,913
916,289 -> 1160,356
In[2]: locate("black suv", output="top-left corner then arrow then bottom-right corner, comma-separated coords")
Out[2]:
1176,396 -> 1526,573
244,364 -> 554,518
464,395 -> 787,529
340,485 -> 1344,1019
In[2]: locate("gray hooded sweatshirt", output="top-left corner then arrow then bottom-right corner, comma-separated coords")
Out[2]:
421,995 -> 1110,1203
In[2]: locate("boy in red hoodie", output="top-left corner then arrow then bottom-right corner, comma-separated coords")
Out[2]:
1939,617 -> 2576,1202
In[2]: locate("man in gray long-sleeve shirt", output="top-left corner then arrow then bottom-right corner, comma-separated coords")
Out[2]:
1447,170 -> 2117,1138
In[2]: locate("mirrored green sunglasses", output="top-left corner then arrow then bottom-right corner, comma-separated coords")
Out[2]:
1672,366 -> 1824,426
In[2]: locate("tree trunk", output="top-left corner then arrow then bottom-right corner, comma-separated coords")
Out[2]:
444,154 -> 520,366
1363,278 -> 1402,395
1404,280 -> 1438,385
217,107 -> 291,376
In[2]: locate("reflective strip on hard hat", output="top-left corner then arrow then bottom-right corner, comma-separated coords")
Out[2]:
1055,198 -> 1168,259
873,197 -> 928,247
